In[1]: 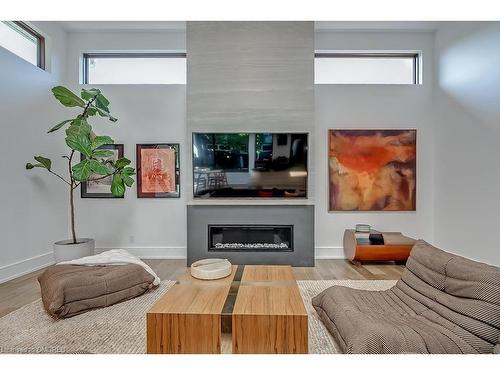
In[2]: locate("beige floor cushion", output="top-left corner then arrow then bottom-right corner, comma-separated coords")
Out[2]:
38,264 -> 156,319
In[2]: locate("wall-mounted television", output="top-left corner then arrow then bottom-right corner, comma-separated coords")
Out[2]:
192,133 -> 308,199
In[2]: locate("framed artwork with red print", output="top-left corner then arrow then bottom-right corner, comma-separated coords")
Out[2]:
136,143 -> 180,198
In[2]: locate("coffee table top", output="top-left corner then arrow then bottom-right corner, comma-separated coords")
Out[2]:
233,265 -> 307,316
242,265 -> 296,281
148,265 -> 238,315
148,265 -> 306,317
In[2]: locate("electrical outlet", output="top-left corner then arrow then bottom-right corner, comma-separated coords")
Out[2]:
129,235 -> 135,244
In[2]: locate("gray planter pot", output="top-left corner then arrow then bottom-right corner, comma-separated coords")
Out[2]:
53,238 -> 95,263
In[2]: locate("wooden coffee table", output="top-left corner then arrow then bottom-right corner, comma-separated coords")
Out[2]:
146,265 -> 308,354
147,265 -> 238,354
232,265 -> 308,354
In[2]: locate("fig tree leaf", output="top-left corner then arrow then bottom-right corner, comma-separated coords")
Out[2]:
94,106 -> 117,122
52,86 -> 85,108
95,94 -> 110,113
26,162 -> 43,169
114,157 -> 131,170
47,119 -> 72,133
91,136 -> 114,150
86,107 -> 97,117
81,88 -> 100,101
89,159 -> 111,175
111,174 -> 125,197
92,149 -> 114,158
66,118 -> 91,138
72,159 -> 93,181
65,133 -> 92,157
34,156 -> 51,170
97,93 -> 109,107
121,166 -> 135,176
121,174 -> 134,187
26,162 -> 50,170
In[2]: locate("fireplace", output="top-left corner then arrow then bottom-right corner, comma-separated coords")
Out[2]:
187,205 -> 314,266
208,225 -> 293,252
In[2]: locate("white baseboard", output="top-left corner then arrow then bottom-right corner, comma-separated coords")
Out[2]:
315,246 -> 344,259
95,246 -> 187,259
0,252 -> 55,284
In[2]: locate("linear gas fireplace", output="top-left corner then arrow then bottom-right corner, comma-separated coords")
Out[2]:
187,205 -> 314,266
208,225 -> 293,252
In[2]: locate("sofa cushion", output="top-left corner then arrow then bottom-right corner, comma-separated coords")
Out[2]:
38,264 -> 156,319
312,240 -> 500,354
313,285 -> 477,353
399,241 -> 500,349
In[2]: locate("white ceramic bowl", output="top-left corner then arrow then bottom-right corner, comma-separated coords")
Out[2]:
190,258 -> 232,280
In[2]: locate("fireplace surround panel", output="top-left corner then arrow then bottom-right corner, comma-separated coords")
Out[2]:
187,205 -> 314,266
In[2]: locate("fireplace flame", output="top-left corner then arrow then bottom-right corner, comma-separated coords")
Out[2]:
214,242 -> 289,249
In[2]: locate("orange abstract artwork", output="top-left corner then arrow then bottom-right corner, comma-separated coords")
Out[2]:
140,148 -> 176,193
328,129 -> 416,211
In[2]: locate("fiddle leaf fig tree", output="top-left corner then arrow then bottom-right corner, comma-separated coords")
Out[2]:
26,86 -> 134,244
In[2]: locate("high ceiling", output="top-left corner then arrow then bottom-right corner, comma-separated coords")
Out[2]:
56,21 -> 438,33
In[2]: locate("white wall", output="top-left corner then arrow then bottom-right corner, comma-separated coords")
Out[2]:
69,30 -> 437,261
433,22 -> 500,265
1,26 -> 439,280
66,31 -> 187,259
7,22 -> 499,281
0,22 -> 68,282
314,31 -> 436,258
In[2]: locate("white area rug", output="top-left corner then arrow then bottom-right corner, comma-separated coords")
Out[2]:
0,279 -> 396,354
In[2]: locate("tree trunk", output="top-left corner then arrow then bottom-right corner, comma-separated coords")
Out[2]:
70,182 -> 77,244
68,150 -> 77,244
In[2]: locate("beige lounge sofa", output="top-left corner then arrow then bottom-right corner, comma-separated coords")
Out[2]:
312,240 -> 500,354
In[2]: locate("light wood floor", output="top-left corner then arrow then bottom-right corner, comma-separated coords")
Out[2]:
0,259 -> 404,319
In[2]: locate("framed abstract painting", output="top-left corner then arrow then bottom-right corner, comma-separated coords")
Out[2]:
328,129 -> 416,211
136,143 -> 180,198
81,144 -> 124,198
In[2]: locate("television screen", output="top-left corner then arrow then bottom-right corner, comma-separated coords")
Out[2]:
193,133 -> 308,198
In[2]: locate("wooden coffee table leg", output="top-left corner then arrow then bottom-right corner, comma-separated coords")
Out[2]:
232,314 -> 308,354
147,312 -> 221,354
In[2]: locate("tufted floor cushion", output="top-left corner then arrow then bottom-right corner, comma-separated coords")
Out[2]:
38,264 -> 156,319
312,240 -> 500,354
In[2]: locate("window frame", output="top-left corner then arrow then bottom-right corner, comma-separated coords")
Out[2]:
82,52 -> 187,85
314,52 -> 421,85
2,21 -> 45,69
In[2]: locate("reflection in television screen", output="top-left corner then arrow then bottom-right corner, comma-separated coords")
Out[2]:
192,133 -> 308,199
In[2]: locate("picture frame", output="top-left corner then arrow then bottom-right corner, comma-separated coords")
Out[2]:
136,143 -> 180,198
81,144 -> 124,198
328,129 -> 417,211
